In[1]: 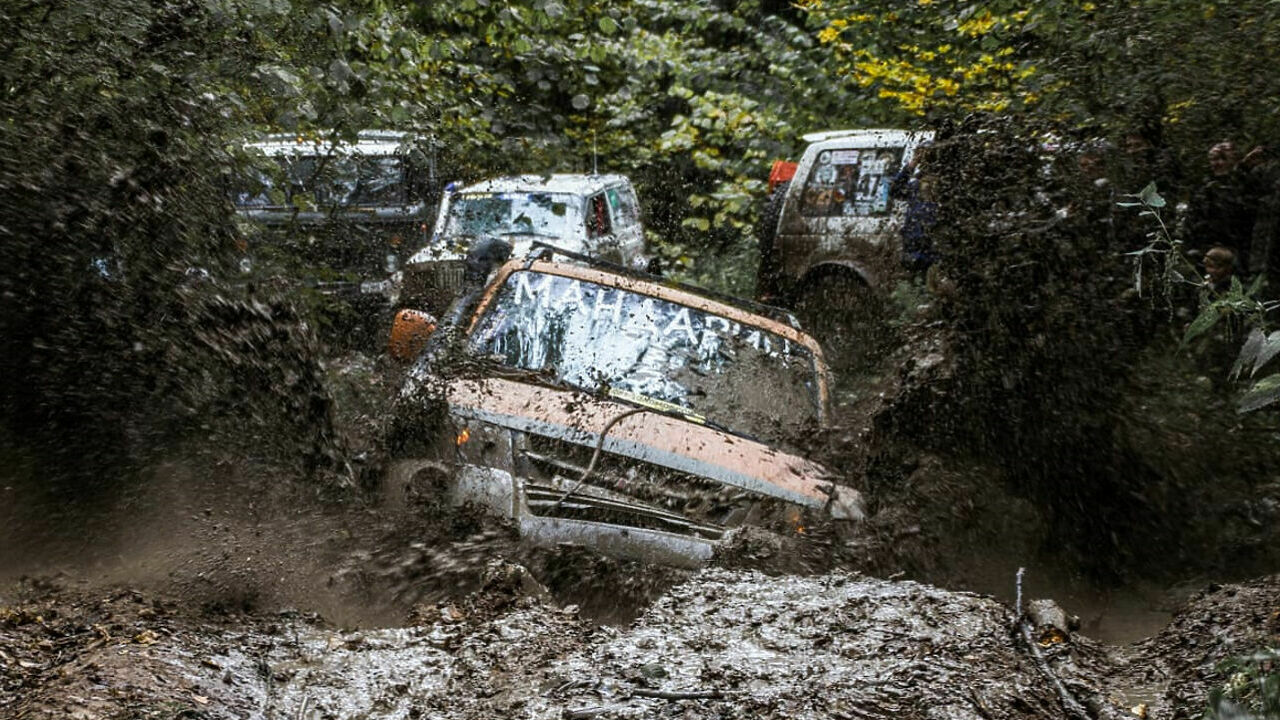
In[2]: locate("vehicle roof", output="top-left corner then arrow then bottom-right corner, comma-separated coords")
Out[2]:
244,130 -> 413,157
802,128 -> 934,150
477,258 -> 826,359
455,174 -> 631,197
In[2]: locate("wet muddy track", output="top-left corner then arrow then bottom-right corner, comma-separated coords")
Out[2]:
6,570 -> 1276,720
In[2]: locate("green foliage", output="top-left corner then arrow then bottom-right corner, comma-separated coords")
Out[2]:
379,0 -> 888,287
1234,330 -> 1280,413
1119,185 -> 1280,412
1206,648 -> 1280,720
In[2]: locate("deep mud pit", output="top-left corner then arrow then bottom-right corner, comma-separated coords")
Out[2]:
4,567 -> 1278,720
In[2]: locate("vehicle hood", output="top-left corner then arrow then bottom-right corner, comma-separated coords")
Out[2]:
444,377 -> 836,509
407,234 -> 584,266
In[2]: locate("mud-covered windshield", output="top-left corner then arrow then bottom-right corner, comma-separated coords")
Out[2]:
468,270 -> 822,441
443,192 -> 583,239
232,155 -> 409,209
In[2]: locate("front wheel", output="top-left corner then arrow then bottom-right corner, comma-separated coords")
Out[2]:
793,273 -> 887,374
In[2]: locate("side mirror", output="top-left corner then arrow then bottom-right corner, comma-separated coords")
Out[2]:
388,309 -> 437,362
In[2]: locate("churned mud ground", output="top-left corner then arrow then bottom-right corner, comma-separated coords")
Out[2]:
3,568 -> 1277,719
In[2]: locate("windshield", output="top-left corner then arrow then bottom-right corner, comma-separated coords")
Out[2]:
443,192 -> 583,239
232,154 -> 409,209
468,270 -> 822,442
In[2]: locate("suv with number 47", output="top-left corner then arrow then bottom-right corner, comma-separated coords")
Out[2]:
757,129 -> 933,367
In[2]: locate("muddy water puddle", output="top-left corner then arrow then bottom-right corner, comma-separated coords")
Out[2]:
946,559 -> 1178,645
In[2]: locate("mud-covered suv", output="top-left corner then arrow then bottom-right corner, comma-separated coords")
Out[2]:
386,244 -> 863,568
398,174 -> 645,314
231,130 -> 434,346
757,129 -> 933,364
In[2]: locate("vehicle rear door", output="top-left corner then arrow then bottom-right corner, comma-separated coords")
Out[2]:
784,145 -> 906,255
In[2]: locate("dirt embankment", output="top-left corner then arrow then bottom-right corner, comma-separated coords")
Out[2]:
4,568 -> 1276,720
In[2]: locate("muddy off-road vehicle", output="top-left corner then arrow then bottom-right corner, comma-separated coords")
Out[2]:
397,174 -> 646,314
757,129 -> 933,363
231,130 -> 436,345
385,243 -> 863,567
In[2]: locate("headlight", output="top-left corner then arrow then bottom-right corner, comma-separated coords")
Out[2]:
453,421 -> 515,472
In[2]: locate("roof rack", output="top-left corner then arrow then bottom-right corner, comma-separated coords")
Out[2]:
524,242 -> 802,328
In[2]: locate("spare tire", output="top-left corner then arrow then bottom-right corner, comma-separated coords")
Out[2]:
755,181 -> 789,303
464,237 -> 514,285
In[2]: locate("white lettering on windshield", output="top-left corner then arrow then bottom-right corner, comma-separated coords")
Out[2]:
700,316 -> 734,352
514,271 -> 554,306
506,272 -> 797,360
633,298 -> 663,340
557,277 -> 586,310
592,287 -> 624,324
663,307 -> 696,342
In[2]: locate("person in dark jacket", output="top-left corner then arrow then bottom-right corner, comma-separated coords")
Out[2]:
890,153 -> 939,273
1185,141 -> 1261,269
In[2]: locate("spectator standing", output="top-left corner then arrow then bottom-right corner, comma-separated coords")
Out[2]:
1185,141 -> 1261,269
890,152 -> 939,274
1244,148 -> 1280,295
1202,246 -> 1238,293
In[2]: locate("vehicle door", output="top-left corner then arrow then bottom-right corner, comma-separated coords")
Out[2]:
605,184 -> 645,263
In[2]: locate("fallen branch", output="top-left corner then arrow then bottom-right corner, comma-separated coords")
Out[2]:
630,688 -> 723,700
563,706 -> 622,719
1013,568 -> 1091,720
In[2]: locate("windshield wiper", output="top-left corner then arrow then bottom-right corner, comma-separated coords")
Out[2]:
602,387 -> 739,437
497,230 -> 557,238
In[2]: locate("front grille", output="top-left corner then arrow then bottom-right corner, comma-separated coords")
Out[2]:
402,260 -> 466,311
519,434 -> 786,535
523,483 -> 725,540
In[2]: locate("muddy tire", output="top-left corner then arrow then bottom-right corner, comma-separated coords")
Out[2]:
755,182 -> 789,302
794,272 -> 886,374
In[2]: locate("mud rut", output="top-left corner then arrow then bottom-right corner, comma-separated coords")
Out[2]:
4,565 -> 1278,720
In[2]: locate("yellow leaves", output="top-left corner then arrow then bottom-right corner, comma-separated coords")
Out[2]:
1164,99 -> 1197,125
816,11 -> 873,42
810,3 -> 1041,117
955,7 -> 1034,37
957,11 -> 997,37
